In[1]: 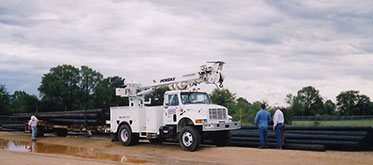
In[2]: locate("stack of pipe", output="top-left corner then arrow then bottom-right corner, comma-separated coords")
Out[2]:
0,115 -> 25,131
0,123 -> 26,131
230,125 -> 373,151
8,109 -> 108,127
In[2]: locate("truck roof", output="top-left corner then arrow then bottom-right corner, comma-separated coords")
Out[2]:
164,90 -> 208,95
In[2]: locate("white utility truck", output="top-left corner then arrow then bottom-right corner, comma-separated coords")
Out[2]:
107,61 -> 240,151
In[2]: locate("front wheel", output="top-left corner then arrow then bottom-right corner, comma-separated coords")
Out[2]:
179,126 -> 201,151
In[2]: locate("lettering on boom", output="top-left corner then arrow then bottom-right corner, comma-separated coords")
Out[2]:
160,77 -> 176,83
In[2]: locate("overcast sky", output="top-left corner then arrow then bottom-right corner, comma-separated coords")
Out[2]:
1,0 -> 372,106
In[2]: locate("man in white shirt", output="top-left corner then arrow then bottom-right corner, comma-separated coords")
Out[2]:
273,106 -> 284,149
28,116 -> 39,141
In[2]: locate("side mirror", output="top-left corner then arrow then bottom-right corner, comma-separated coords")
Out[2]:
164,103 -> 169,109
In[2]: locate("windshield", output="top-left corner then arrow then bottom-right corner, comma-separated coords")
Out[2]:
181,92 -> 211,104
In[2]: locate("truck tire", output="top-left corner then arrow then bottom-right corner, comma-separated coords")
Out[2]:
179,126 -> 201,151
56,129 -> 68,137
213,130 -> 231,147
118,124 -> 137,146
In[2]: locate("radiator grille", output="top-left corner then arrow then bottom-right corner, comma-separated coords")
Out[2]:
209,108 -> 226,120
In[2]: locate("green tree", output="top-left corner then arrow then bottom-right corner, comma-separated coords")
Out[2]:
286,86 -> 324,116
145,87 -> 169,106
9,91 -> 39,114
367,102 -> 373,115
247,101 -> 262,124
210,89 -> 236,107
297,86 -> 324,115
356,95 -> 371,115
93,76 -> 128,110
324,99 -> 336,115
210,89 -> 238,118
0,85 -> 10,115
336,90 -> 371,116
235,97 -> 251,122
79,66 -> 103,110
38,65 -> 80,111
39,65 -> 108,111
286,93 -> 306,116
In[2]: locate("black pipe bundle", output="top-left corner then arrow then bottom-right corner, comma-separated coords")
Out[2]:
10,109 -> 105,119
9,109 -> 108,123
230,125 -> 373,151
1,123 -> 25,130
47,118 -> 98,124
3,109 -> 109,133
12,109 -> 103,116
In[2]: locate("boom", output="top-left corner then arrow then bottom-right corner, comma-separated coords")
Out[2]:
115,61 -> 225,98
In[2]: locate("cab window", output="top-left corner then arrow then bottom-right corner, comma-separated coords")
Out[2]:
168,94 -> 179,106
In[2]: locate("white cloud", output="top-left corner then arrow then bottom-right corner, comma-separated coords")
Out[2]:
0,0 -> 372,106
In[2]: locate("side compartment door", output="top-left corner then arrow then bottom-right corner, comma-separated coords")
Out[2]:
164,94 -> 179,125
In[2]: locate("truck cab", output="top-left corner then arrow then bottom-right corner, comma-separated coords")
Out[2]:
163,90 -> 239,131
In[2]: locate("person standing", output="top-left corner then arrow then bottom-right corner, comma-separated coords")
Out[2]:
273,106 -> 284,149
28,116 -> 39,141
254,104 -> 272,149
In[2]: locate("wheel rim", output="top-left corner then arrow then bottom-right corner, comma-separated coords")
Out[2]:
182,132 -> 193,147
120,128 -> 129,142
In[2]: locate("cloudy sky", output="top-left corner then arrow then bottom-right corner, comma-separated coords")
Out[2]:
1,0 -> 372,106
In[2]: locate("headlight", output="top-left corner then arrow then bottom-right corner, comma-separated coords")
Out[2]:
195,119 -> 207,124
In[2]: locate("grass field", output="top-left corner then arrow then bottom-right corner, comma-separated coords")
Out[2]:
289,120 -> 373,127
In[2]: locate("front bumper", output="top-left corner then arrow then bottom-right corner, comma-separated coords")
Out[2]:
202,121 -> 241,131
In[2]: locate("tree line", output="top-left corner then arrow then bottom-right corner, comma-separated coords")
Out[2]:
209,86 -> 373,124
1,65 -> 372,120
0,65 -> 127,115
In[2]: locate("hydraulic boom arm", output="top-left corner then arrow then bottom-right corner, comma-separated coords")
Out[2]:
116,61 -> 225,98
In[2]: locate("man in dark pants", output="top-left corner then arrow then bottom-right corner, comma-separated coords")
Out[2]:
273,106 -> 284,149
254,104 -> 272,149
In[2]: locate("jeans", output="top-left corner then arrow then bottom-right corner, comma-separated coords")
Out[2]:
31,126 -> 37,140
275,123 -> 283,148
258,127 -> 268,148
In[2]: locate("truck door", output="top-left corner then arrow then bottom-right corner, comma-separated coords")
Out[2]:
165,94 -> 179,124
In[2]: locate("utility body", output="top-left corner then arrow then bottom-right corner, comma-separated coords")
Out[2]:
107,61 -> 240,151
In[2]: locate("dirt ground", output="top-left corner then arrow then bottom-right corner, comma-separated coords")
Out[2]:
0,132 -> 372,165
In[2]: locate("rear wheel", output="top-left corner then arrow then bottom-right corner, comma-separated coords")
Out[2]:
118,124 -> 138,146
179,126 -> 201,151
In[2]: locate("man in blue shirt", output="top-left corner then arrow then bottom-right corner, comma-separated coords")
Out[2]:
254,104 -> 272,149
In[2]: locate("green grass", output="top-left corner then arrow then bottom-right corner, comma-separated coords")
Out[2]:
290,120 -> 373,127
